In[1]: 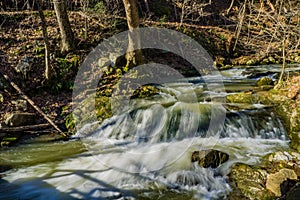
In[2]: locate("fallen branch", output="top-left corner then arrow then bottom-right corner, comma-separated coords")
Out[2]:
0,72 -> 66,137
0,124 -> 51,133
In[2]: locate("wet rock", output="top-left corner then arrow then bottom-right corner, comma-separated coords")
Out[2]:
214,56 -> 225,68
256,78 -> 300,151
256,77 -> 274,87
5,112 -> 37,127
285,183 -> 300,200
220,65 -> 233,70
280,178 -> 298,197
268,151 -> 292,162
268,56 -> 276,64
0,165 -> 12,173
67,96 -> 112,132
246,59 -> 257,66
226,92 -> 258,104
266,168 -> 297,196
191,150 -> 229,168
229,164 -> 275,200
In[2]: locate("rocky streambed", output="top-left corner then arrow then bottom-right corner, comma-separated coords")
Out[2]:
0,65 -> 299,199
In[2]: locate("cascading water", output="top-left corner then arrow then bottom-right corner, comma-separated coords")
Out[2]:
0,66 -> 291,200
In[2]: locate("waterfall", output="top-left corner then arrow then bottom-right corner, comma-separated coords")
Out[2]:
0,67 -> 290,200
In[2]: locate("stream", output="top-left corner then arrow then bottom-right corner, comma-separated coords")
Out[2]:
1,65 -> 299,199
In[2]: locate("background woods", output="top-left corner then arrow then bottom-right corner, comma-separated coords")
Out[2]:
0,0 -> 299,138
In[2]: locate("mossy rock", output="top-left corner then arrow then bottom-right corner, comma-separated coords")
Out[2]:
220,65 -> 233,70
246,59 -> 258,66
229,164 -> 275,200
257,77 -> 273,87
191,150 -> 229,168
256,77 -> 274,87
132,85 -> 160,99
65,96 -> 112,133
226,92 -> 258,104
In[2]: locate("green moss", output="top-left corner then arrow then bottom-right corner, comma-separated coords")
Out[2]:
229,164 -> 275,200
246,59 -> 258,66
256,77 -> 274,87
65,96 -> 112,133
226,92 -> 257,104
132,85 -> 160,99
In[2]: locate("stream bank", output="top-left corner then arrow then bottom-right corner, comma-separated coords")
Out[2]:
226,72 -> 300,199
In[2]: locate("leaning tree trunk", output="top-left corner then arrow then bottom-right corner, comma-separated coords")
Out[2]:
53,0 -> 74,53
37,0 -> 52,79
122,0 -> 143,67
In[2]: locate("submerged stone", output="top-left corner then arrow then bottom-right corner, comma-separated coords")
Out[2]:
191,150 -> 229,168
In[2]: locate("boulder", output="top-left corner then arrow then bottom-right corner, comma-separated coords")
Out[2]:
229,164 -> 275,200
191,149 -> 229,168
266,168 -> 297,196
256,77 -> 274,87
226,92 -> 258,104
4,112 -> 37,127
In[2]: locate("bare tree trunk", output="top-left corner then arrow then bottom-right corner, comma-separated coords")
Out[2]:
83,0 -> 88,40
37,0 -> 52,80
233,0 -> 246,51
180,0 -> 187,27
144,0 -> 150,14
53,0 -> 74,53
278,30 -> 287,85
122,0 -> 143,67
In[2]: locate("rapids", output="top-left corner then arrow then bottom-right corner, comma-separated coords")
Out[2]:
1,65 -> 297,199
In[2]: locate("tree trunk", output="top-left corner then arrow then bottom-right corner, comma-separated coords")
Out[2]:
37,0 -> 52,79
278,30 -> 287,85
53,0 -> 74,53
122,0 -> 143,67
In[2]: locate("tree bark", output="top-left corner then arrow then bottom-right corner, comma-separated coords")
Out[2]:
37,0 -> 52,79
53,0 -> 74,53
122,0 -> 143,67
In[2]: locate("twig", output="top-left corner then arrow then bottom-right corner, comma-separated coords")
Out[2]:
77,11 -> 107,28
0,72 -> 66,137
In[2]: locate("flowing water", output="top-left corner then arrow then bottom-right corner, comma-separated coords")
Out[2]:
1,65 -> 299,199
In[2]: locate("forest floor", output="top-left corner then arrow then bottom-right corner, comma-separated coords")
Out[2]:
0,8 -> 299,145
